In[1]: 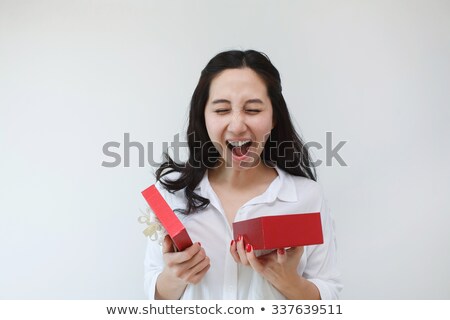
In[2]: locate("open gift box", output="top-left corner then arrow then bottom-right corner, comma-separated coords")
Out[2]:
141,185 -> 193,251
232,213 -> 324,250
142,184 -> 323,252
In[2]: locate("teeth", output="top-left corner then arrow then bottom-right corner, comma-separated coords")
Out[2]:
228,140 -> 251,147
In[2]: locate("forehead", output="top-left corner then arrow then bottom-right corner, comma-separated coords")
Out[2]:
208,68 -> 268,97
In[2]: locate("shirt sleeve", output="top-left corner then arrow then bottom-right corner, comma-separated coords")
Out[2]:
143,181 -> 169,299
144,237 -> 164,299
302,198 -> 343,300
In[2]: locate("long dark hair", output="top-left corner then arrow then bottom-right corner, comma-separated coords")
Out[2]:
156,50 -> 316,214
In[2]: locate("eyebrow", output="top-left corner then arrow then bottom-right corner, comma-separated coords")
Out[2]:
211,99 -> 231,105
211,98 -> 264,105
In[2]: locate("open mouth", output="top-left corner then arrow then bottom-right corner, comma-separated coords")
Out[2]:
226,140 -> 252,157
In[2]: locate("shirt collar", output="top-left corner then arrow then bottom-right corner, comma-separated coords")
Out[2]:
273,166 -> 298,202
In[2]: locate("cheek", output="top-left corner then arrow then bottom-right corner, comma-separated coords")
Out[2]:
205,120 -> 225,154
204,115 -> 223,141
253,115 -> 274,136
204,114 -> 214,136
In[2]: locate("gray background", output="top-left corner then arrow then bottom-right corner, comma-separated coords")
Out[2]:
1,0 -> 449,299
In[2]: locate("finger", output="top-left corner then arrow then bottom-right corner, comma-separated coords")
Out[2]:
187,255 -> 210,278
188,263 -> 211,284
178,247 -> 207,271
177,241 -> 202,262
229,240 -> 240,263
236,236 -> 249,265
165,241 -> 202,265
287,246 -> 304,259
277,248 -> 287,264
179,254 -> 210,284
162,235 -> 175,254
245,244 -> 264,273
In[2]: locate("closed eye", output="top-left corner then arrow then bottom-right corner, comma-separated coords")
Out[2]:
215,109 -> 230,114
245,109 -> 261,114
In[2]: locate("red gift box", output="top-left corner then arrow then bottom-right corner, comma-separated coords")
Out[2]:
141,185 -> 193,251
232,213 -> 323,250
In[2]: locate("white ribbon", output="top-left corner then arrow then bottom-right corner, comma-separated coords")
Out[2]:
138,207 -> 167,245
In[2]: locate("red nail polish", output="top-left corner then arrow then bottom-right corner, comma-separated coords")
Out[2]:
198,242 -> 201,247
246,244 -> 252,253
278,248 -> 285,255
230,240 -> 235,246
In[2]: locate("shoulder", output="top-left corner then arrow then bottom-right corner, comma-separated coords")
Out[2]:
290,175 -> 323,198
277,166 -> 324,201
278,171 -> 326,212
284,176 -> 334,232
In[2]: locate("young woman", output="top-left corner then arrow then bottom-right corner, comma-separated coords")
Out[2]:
144,50 -> 342,299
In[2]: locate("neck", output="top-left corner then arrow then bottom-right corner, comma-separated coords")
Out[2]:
208,161 -> 276,189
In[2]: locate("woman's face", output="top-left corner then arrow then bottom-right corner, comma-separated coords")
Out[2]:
204,68 -> 274,170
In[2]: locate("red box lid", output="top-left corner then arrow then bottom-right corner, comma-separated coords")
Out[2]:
232,213 -> 323,250
141,185 -> 193,251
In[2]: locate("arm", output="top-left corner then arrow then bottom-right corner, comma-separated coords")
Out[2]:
144,181 -> 211,300
300,200 -> 343,299
278,273 -> 321,300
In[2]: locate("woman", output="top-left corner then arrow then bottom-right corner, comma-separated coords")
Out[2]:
144,50 -> 342,299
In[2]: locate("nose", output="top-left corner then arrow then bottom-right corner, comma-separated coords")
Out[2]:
227,111 -> 247,135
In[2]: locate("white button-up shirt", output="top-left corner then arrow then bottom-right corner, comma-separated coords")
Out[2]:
144,167 -> 343,299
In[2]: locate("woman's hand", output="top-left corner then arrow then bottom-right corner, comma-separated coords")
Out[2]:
155,235 -> 210,299
230,236 -> 303,284
230,237 -> 320,299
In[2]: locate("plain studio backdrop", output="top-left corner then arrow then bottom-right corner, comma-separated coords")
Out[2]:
1,0 -> 449,299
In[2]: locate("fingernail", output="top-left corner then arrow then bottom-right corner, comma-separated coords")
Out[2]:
198,242 -> 201,247
278,248 -> 285,255
246,244 -> 252,253
238,235 -> 242,241
230,240 -> 235,246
